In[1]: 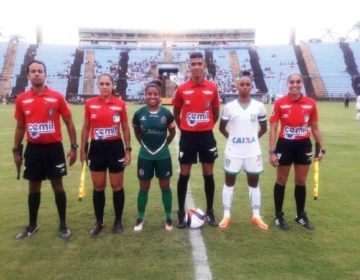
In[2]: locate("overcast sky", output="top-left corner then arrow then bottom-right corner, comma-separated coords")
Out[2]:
1,0 -> 359,45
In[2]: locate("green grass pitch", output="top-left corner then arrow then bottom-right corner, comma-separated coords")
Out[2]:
0,102 -> 359,280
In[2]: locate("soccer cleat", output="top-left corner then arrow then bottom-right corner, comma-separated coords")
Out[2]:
176,211 -> 187,229
251,216 -> 269,230
165,219 -> 173,231
14,224 -> 38,240
274,212 -> 289,231
206,209 -> 218,227
295,212 -> 315,230
218,217 -> 232,229
89,222 -> 105,236
112,220 -> 124,234
133,218 -> 144,232
59,223 -> 71,239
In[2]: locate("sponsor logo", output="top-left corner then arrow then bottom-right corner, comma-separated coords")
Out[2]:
283,125 -> 308,139
90,114 -> 97,119
185,100 -> 191,105
94,126 -> 119,140
186,111 -> 209,127
90,105 -> 101,109
25,110 -> 31,116
301,105 -> 312,109
183,90 -> 194,95
202,90 -> 213,95
28,121 -> 55,139
280,105 -> 292,109
140,116 -> 146,121
232,136 -> 256,144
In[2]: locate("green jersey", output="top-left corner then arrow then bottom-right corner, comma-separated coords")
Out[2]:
132,106 -> 175,160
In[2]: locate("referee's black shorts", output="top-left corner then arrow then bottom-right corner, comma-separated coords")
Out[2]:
24,142 -> 67,181
275,138 -> 312,166
88,139 -> 126,173
179,130 -> 218,164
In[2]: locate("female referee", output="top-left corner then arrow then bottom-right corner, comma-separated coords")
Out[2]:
132,81 -> 176,231
269,73 -> 325,231
81,73 -> 131,236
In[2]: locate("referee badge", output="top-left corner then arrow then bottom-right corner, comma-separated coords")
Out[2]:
48,108 -> 55,117
113,114 -> 120,123
304,114 -> 310,123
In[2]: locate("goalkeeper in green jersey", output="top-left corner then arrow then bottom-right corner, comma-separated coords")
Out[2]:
132,80 -> 176,231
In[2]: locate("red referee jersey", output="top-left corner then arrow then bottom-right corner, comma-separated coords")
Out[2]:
270,94 -> 318,140
14,87 -> 71,144
172,78 -> 220,131
85,96 -> 128,141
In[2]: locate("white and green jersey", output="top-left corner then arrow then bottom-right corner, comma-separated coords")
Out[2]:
132,106 -> 174,160
221,98 -> 267,158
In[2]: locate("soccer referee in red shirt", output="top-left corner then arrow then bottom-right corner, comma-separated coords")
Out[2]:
13,60 -> 77,240
173,52 -> 220,228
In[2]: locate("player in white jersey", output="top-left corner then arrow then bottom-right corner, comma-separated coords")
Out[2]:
218,74 -> 268,230
355,95 -> 360,121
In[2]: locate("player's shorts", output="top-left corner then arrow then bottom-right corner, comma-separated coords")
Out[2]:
24,142 -> 67,181
137,156 -> 172,180
275,138 -> 312,166
179,130 -> 218,164
88,139 -> 125,173
224,154 -> 263,175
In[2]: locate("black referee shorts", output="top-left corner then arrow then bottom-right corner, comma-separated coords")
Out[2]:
24,142 -> 67,181
88,139 -> 126,173
275,138 -> 313,166
179,130 -> 218,164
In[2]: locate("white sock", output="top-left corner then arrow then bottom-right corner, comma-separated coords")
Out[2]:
248,186 -> 261,218
222,184 -> 234,218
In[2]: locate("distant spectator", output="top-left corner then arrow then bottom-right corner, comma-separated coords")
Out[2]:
344,92 -> 350,108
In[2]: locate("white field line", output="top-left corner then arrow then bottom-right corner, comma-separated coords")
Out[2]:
174,132 -> 213,280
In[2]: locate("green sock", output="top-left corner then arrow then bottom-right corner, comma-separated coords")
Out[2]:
137,190 -> 148,220
161,188 -> 172,220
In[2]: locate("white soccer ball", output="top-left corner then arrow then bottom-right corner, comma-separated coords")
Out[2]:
186,208 -> 205,229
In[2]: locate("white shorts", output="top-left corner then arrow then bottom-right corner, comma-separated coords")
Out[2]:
224,154 -> 263,175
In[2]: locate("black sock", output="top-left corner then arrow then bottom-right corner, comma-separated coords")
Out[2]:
93,190 -> 105,223
203,175 -> 215,212
113,189 -> 125,222
295,184 -> 306,216
55,191 -> 67,225
28,192 -> 41,226
177,175 -> 190,212
274,183 -> 286,214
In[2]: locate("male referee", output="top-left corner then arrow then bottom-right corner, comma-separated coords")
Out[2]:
13,60 -> 77,240
173,52 -> 220,228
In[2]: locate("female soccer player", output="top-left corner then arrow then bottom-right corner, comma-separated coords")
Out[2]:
81,73 -> 131,236
218,74 -> 268,230
132,81 -> 176,231
269,73 -> 325,230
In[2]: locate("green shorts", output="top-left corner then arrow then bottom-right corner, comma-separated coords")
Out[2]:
137,157 -> 172,180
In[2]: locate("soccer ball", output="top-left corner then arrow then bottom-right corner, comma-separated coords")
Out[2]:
186,208 -> 205,229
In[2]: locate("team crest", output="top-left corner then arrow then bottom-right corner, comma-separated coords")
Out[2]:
205,100 -> 211,109
113,113 -> 120,123
139,169 -> 144,176
161,116 -> 167,124
225,158 -> 231,167
250,114 -> 257,123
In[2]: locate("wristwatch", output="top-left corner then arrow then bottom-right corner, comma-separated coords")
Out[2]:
71,143 -> 79,150
125,147 -> 132,152
320,149 -> 326,155
268,149 -> 276,155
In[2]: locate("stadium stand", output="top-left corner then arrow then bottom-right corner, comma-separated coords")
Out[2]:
257,45 -> 300,96
0,42 -> 8,71
309,43 -> 353,97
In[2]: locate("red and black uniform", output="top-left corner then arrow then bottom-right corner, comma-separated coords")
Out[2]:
172,78 -> 220,164
85,96 -> 128,172
15,87 -> 71,180
270,94 -> 318,165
